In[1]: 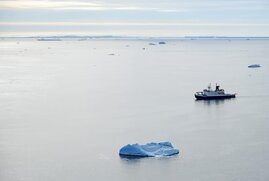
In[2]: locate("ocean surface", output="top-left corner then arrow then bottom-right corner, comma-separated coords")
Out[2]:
0,39 -> 269,181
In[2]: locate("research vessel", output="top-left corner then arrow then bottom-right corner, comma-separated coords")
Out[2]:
195,84 -> 236,100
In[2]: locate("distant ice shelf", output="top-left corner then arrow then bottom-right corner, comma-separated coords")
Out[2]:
119,142 -> 179,158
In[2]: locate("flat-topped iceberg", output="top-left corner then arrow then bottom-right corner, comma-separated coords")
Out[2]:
119,142 -> 179,158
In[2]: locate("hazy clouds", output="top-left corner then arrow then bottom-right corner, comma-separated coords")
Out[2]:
0,0 -> 268,36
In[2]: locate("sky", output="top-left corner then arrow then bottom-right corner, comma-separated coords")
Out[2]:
0,0 -> 269,37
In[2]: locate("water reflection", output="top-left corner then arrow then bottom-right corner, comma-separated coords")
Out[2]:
119,155 -> 149,160
119,155 -> 178,165
195,99 -> 228,106
119,155 -> 153,165
119,155 -> 178,161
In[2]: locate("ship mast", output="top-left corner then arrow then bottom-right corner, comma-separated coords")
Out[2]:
208,83 -> 211,91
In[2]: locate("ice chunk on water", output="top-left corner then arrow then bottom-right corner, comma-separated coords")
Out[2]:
248,64 -> 261,68
119,142 -> 179,158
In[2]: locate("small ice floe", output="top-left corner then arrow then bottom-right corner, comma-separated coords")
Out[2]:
248,64 -> 261,68
78,38 -> 87,41
158,41 -> 166,44
37,38 -> 61,41
149,43 -> 156,45
119,142 -> 179,158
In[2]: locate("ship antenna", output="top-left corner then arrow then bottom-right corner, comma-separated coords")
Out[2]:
215,83 -> 219,91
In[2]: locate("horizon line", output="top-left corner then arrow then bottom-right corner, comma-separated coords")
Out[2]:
1,22 -> 269,27
1,35 -> 269,39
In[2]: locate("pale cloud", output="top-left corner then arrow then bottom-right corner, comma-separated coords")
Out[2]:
0,22 -> 268,27
0,0 -> 182,12
0,0 -> 267,11
0,1 -> 99,9
0,0 -> 268,36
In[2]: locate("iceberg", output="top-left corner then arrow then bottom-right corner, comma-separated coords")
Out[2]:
119,142 -> 179,158
248,64 -> 261,68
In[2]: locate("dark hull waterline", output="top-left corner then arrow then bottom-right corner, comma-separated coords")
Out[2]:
195,94 -> 236,100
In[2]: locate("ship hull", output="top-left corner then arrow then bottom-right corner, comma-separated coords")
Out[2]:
195,94 -> 236,100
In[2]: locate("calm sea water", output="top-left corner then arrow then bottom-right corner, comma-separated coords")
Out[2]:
0,39 -> 269,181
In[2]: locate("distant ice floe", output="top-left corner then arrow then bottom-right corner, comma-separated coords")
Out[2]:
119,142 -> 179,158
248,64 -> 261,68
37,38 -> 61,41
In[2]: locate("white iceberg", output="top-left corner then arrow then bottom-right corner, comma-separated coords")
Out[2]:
119,142 -> 179,158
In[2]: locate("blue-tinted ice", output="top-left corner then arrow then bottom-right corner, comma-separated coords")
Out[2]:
119,142 -> 179,158
248,64 -> 261,68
